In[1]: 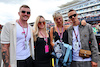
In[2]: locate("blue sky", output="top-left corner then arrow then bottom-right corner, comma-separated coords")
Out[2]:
0,0 -> 73,25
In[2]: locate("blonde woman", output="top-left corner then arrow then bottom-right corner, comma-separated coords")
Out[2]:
33,15 -> 52,67
50,12 -> 69,67
50,12 -> 69,47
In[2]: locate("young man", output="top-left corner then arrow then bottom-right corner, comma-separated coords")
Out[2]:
1,5 -> 34,67
67,9 -> 98,67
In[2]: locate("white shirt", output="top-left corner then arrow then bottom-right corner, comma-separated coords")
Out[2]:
72,25 -> 91,61
16,22 -> 31,60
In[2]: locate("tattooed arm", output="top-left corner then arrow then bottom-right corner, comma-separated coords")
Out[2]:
2,44 -> 10,67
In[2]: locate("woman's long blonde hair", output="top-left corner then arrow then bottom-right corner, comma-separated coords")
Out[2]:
33,15 -> 47,41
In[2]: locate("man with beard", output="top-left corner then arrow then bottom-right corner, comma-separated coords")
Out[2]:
1,5 -> 34,67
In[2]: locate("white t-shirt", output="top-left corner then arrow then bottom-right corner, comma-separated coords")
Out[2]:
16,22 -> 31,60
72,25 -> 91,61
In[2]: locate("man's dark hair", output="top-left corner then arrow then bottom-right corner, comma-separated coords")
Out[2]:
19,5 -> 30,10
68,9 -> 76,13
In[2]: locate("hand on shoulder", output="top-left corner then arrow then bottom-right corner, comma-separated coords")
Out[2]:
81,20 -> 87,26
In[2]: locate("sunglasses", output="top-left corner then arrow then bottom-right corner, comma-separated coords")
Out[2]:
21,11 -> 30,14
69,14 -> 77,19
38,21 -> 45,25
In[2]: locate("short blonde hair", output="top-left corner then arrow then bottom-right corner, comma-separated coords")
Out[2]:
33,15 -> 47,41
53,12 -> 64,26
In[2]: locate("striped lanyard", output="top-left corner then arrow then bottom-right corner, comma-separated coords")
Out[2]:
57,26 -> 64,42
73,28 -> 80,48
18,21 -> 28,41
73,28 -> 78,42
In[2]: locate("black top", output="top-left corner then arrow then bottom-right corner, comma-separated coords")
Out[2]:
53,29 -> 68,44
34,37 -> 52,67
35,37 -> 51,61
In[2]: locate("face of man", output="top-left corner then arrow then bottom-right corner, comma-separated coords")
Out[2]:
18,7 -> 31,21
68,11 -> 78,25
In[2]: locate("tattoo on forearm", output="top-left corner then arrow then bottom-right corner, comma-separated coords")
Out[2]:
2,44 -> 10,67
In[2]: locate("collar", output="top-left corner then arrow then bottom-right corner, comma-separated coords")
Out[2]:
10,21 -> 30,27
10,21 -> 16,25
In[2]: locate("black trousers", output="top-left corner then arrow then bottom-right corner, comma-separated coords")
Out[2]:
71,61 -> 92,67
17,56 -> 34,67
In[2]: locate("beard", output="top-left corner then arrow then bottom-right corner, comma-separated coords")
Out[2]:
22,15 -> 30,21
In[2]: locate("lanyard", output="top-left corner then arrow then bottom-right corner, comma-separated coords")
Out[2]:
40,31 -> 48,44
57,26 -> 64,42
18,21 -> 28,41
73,28 -> 78,42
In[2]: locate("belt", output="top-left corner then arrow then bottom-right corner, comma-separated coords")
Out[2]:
72,61 -> 91,62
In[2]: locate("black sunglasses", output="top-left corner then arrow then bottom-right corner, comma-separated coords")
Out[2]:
69,14 -> 76,18
21,11 -> 30,14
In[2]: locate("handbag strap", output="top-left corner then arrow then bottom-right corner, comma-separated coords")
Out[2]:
63,43 -> 72,66
56,58 -> 59,67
